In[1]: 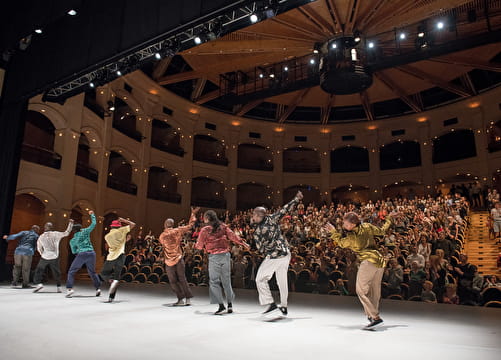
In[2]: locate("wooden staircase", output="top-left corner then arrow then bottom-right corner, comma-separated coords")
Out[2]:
464,211 -> 500,275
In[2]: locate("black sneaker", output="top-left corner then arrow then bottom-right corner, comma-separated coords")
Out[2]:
22,284 -> 34,289
227,302 -> 233,314
279,307 -> 288,316
365,318 -> 383,329
11,282 -> 18,288
214,304 -> 226,315
263,303 -> 279,315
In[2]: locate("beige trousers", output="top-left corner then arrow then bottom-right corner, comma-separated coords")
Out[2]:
356,260 -> 385,319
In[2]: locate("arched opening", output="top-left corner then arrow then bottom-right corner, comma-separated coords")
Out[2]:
284,185 -> 320,205
107,151 -> 137,195
283,147 -> 320,173
237,144 -> 273,171
432,129 -> 476,163
147,167 -> 181,203
75,133 -> 98,182
193,135 -> 228,166
331,146 -> 369,172
191,177 -> 226,209
7,194 -> 45,270
21,110 -> 62,169
237,183 -> 272,210
382,181 -> 424,199
331,185 -> 370,204
112,98 -> 143,142
380,141 -> 421,170
150,119 -> 184,156
487,120 -> 501,153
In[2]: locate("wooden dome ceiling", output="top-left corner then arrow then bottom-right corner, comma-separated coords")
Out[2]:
145,0 -> 501,123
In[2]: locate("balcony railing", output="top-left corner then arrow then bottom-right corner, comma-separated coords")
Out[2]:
151,141 -> 185,157
283,164 -> 321,173
75,162 -> 98,182
107,176 -> 137,195
191,198 -> 227,209
21,143 -> 62,169
112,121 -> 143,142
238,161 -> 273,171
147,190 -> 181,204
193,154 -> 229,166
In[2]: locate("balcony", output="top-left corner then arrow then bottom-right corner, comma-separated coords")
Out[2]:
283,164 -> 321,173
75,162 -> 98,182
21,143 -> 62,169
238,161 -> 273,171
151,141 -> 185,157
147,190 -> 182,204
107,176 -> 137,195
193,154 -> 229,166
191,198 -> 227,209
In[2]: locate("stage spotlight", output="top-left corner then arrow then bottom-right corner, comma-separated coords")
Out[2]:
399,33 -> 406,40
368,42 -> 375,49
259,73 -> 264,78
155,52 -> 161,60
250,13 -> 259,23
107,101 -> 115,112
284,66 -> 288,71
354,31 -> 361,43
309,58 -> 315,65
194,36 -> 202,45
89,82 -> 95,88
35,28 -> 42,34
67,9 -> 77,16
331,43 -> 337,49
116,70 -> 122,76
436,21 -> 444,30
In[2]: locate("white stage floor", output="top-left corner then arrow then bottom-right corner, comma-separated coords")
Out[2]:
0,282 -> 500,360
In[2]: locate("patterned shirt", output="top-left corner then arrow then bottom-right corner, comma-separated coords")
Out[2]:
196,223 -> 246,254
70,213 -> 96,254
330,216 -> 392,268
159,215 -> 195,266
252,197 -> 299,259
6,230 -> 39,256
37,221 -> 73,260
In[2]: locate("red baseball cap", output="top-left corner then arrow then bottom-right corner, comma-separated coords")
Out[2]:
110,220 -> 121,228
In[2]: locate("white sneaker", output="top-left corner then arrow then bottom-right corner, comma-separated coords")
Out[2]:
95,289 -> 101,297
66,289 -> 74,298
185,298 -> 191,306
173,299 -> 185,306
33,284 -> 44,293
56,286 -> 62,293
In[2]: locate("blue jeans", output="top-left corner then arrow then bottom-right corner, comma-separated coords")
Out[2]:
66,251 -> 101,289
208,252 -> 234,305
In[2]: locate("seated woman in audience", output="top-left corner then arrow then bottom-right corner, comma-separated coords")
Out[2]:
443,284 -> 460,304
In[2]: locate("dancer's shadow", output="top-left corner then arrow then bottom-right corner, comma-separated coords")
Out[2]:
333,324 -> 408,332
100,300 -> 129,304
248,316 -> 312,323
70,295 -> 98,298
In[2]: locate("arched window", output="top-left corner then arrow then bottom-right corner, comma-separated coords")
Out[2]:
112,98 -> 143,142
150,119 -> 184,156
107,152 -> 137,195
21,111 -> 62,169
331,147 -> 369,172
75,134 -> 98,182
283,148 -> 320,173
380,141 -> 421,170
147,167 -> 181,203
191,177 -> 226,209
237,183 -> 272,210
193,135 -> 228,166
433,130 -> 476,163
237,144 -> 273,171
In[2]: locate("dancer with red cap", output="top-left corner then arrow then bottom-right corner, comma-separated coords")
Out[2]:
100,217 -> 136,302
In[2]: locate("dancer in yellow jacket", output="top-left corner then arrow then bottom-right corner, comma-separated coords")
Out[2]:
324,211 -> 398,329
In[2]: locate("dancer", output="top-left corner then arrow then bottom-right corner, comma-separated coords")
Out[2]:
196,210 -> 250,315
324,210 -> 398,329
3,225 -> 40,288
33,219 -> 74,293
100,217 -> 136,302
159,207 -> 199,306
251,191 -> 303,319
66,210 -> 101,298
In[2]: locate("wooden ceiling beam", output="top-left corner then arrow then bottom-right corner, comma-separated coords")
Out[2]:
325,0 -> 344,33
157,71 -> 200,86
360,90 -> 374,122
397,64 -> 474,97
374,71 -> 423,112
427,56 -> 501,72
345,0 -> 363,34
195,88 -> 220,104
152,56 -> 173,80
321,94 -> 336,125
271,17 -> 324,41
278,89 -> 310,123
357,0 -> 389,32
191,78 -> 207,102
234,99 -> 263,116
297,6 -> 335,36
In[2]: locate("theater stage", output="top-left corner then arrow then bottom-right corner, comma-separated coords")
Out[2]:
0,282 -> 499,360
